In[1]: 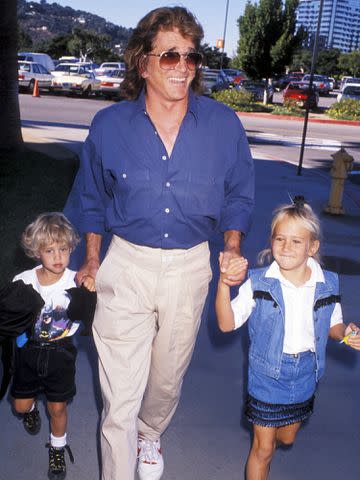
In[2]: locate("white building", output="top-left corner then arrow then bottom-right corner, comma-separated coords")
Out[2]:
296,0 -> 360,52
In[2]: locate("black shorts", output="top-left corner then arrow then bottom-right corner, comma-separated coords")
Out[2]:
11,338 -> 77,403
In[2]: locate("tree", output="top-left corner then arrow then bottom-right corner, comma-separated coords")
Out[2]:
0,0 -> 23,150
67,27 -> 114,64
236,0 -> 302,102
289,48 -> 312,72
18,29 -> 33,51
201,43 -> 230,69
317,49 -> 341,76
338,50 -> 360,77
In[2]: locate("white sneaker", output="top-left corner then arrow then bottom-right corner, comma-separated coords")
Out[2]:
137,437 -> 164,480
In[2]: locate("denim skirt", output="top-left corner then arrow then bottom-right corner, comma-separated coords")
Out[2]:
246,351 -> 317,427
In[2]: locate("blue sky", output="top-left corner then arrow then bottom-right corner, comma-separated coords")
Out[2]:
33,1 -> 247,57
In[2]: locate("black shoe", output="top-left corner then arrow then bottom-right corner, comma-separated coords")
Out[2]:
46,443 -> 74,480
23,405 -> 41,435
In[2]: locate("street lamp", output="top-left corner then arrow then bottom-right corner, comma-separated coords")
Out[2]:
297,0 -> 324,176
219,0 -> 230,70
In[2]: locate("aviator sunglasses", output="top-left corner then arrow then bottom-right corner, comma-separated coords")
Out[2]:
146,50 -> 203,71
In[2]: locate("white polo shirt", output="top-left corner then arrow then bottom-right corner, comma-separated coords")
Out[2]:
231,258 -> 342,354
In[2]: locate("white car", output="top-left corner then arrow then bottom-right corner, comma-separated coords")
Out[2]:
18,61 -> 53,93
99,69 -> 125,99
337,83 -> 360,102
51,65 -> 101,96
95,62 -> 125,76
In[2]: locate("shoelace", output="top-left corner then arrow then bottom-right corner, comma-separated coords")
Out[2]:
46,443 -> 75,469
23,409 -> 40,429
138,439 -> 161,464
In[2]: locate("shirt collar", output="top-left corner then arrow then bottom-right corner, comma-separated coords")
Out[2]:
129,87 -> 199,123
265,257 -> 324,288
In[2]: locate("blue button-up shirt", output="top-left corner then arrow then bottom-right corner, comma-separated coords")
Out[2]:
78,89 -> 254,249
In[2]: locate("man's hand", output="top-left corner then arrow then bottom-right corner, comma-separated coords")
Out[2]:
76,258 -> 99,292
221,230 -> 247,286
219,251 -> 248,286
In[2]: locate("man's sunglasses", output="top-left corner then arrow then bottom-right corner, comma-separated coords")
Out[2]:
146,51 -> 203,71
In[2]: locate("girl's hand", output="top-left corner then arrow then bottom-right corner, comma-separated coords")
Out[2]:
81,274 -> 96,292
219,252 -> 248,286
343,323 -> 360,350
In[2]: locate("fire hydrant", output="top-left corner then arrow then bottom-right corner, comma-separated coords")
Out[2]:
324,148 -> 354,215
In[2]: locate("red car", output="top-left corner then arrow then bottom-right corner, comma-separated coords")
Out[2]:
283,82 -> 319,109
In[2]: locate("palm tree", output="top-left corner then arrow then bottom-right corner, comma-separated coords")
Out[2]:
0,0 -> 23,150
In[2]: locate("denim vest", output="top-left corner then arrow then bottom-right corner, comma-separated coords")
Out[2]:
248,266 -> 340,381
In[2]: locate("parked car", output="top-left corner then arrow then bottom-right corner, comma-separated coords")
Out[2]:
221,68 -> 247,84
237,79 -> 274,102
51,65 -> 101,96
337,83 -> 360,102
18,61 -> 53,93
51,62 -> 99,77
99,69 -> 125,99
283,82 -> 319,109
77,62 -> 99,73
301,74 -> 331,95
273,73 -> 304,91
340,77 -> 360,91
96,62 -> 126,75
201,69 -> 229,95
18,52 -> 55,71
328,77 -> 340,90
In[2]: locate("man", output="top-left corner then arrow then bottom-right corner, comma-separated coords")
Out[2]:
76,7 -> 254,480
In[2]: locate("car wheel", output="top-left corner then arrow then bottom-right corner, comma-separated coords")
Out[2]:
28,79 -> 35,94
82,86 -> 91,98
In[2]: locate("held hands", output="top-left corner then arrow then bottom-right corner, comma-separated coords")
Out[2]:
75,258 -> 99,292
219,251 -> 248,287
342,323 -> 360,350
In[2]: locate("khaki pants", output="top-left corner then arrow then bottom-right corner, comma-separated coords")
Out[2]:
93,235 -> 212,480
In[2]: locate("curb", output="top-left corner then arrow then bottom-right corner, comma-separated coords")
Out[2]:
237,111 -> 360,126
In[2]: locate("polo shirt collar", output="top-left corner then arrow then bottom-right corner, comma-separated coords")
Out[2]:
130,87 -> 199,123
265,257 -> 325,288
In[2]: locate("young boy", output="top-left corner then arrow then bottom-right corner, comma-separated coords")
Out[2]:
11,212 -> 93,480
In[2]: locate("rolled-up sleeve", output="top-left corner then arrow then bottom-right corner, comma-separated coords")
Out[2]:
78,126 -> 108,234
220,123 -> 254,235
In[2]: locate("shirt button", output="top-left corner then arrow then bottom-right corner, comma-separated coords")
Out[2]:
164,233 -> 169,238
165,208 -> 170,213
122,173 -> 127,178
165,182 -> 171,187
162,155 -> 167,160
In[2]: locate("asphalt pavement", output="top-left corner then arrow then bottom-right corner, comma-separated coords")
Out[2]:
1,117 -> 359,480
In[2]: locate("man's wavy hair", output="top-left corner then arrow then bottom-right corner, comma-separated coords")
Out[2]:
120,6 -> 204,100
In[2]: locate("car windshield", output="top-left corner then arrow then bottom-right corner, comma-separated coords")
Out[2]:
241,81 -> 264,87
344,86 -> 360,95
288,83 -> 314,91
223,69 -> 239,75
111,70 -> 125,78
18,62 -> 31,72
55,65 -> 70,71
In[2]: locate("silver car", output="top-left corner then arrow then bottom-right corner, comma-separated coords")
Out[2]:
18,61 -> 53,93
337,83 -> 360,101
98,70 -> 125,99
301,74 -> 331,95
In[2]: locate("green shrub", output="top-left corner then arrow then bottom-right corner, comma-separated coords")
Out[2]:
212,88 -> 271,112
327,99 -> 360,120
271,99 -> 304,117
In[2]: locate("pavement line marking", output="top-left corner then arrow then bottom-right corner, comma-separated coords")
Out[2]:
249,132 -> 342,151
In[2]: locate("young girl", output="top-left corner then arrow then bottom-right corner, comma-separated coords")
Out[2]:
215,199 -> 360,480
11,212 -> 94,480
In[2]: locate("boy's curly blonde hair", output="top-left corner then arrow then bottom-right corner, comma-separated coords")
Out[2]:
21,212 -> 80,260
